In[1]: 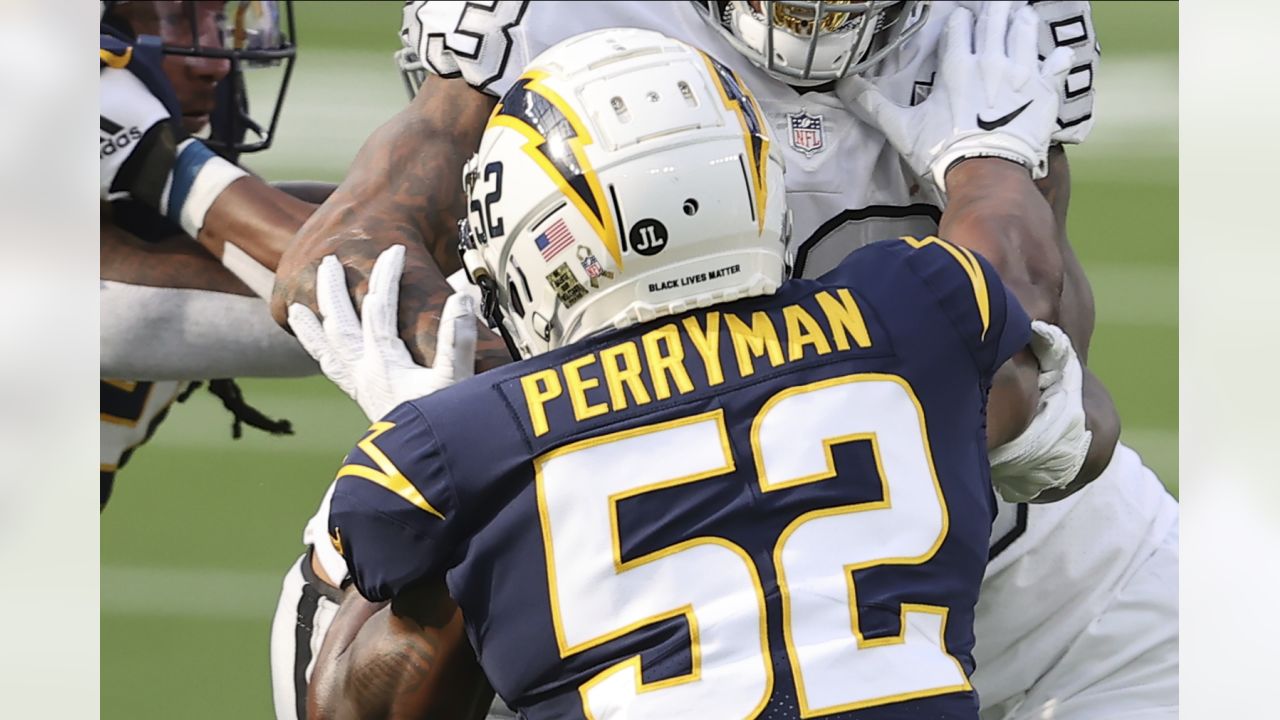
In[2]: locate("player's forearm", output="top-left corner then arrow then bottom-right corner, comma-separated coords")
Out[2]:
986,348 -> 1040,450
939,158 -> 1064,324
271,76 -> 509,370
1035,147 -> 1097,360
310,584 -> 492,720
191,177 -> 317,299
102,220 -> 254,295
198,177 -> 315,267
309,589 -> 391,720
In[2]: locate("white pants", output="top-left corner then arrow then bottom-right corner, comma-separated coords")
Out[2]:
975,443 -> 1179,720
268,551 -> 342,720
981,520 -> 1178,719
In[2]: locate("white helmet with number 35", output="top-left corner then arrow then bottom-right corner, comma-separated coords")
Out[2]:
459,28 -> 790,360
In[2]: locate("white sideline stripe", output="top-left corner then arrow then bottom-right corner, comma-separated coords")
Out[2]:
102,564 -> 294,620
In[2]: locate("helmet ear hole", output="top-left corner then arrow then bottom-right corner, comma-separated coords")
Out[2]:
507,279 -> 526,318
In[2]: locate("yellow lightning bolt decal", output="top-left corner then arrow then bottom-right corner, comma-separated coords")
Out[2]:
335,421 -> 444,519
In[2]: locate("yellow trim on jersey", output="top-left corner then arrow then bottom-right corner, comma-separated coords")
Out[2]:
335,421 -> 445,520
488,69 -> 622,267
699,52 -> 770,236
901,235 -> 991,340
329,527 -> 345,557
99,381 -> 156,427
100,47 -> 133,69
760,372 -> 970,715
534,410 -> 773,719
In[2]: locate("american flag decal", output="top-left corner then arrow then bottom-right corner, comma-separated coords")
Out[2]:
534,218 -> 575,261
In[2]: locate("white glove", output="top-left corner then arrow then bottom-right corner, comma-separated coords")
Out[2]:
287,245 -> 478,422
989,321 -> 1093,503
844,3 -> 1074,192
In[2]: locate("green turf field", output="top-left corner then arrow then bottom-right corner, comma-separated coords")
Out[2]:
101,3 -> 1178,718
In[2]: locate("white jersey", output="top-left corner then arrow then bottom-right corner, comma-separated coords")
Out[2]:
408,0 -> 1097,274
396,0 -> 1173,711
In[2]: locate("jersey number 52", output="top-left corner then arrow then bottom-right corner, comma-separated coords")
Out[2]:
536,373 -> 972,719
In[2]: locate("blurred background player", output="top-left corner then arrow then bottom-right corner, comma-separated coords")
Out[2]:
310,28 -> 1057,719
99,0 -> 335,506
269,2 -> 1174,719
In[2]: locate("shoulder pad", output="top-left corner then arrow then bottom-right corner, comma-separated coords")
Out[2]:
408,1 -> 531,95
1030,1 -> 1099,144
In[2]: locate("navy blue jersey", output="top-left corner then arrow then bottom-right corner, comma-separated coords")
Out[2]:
330,237 -> 1031,720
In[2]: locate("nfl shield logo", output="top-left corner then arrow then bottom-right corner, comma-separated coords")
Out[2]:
787,111 -> 825,156
576,245 -> 614,289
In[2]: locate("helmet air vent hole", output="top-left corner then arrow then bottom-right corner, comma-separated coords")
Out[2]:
610,96 -> 630,123
683,198 -> 699,216
677,81 -> 696,106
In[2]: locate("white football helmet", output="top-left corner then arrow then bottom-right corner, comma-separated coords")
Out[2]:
458,28 -> 790,360
692,1 -> 931,86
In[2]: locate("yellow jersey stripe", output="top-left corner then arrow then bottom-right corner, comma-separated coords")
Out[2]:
100,47 -> 132,69
336,421 -> 445,519
901,236 -> 991,341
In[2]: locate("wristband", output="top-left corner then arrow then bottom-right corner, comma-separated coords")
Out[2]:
162,138 -> 249,238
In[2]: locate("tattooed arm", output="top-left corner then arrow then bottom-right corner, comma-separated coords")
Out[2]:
308,583 -> 493,720
272,74 -> 510,370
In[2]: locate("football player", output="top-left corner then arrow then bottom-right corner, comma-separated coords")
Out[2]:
309,27 -> 1062,719
99,0 -> 326,507
273,2 -> 1175,719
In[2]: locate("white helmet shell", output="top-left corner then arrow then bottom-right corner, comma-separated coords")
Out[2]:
460,28 -> 789,359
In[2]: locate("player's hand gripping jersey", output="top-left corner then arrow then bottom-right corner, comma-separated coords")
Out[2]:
330,238 -> 1032,719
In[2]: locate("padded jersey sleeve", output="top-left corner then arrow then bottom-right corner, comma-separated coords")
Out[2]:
1029,0 -> 1099,145
896,236 -> 1032,376
404,0 -> 690,97
100,33 -> 182,122
406,0 -> 532,95
836,237 -> 1031,378
328,402 -> 460,603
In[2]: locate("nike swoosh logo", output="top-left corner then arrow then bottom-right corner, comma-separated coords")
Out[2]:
977,100 -> 1033,131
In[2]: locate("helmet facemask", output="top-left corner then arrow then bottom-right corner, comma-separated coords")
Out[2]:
103,1 -> 298,156
693,0 -> 931,86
